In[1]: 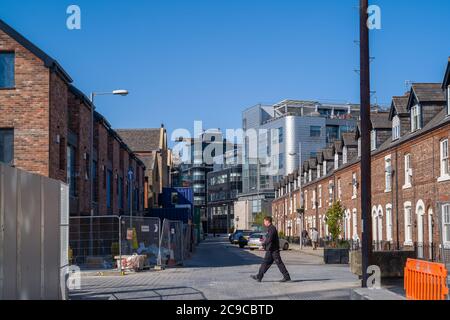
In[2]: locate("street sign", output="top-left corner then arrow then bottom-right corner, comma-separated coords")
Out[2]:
128,169 -> 134,180
127,228 -> 134,240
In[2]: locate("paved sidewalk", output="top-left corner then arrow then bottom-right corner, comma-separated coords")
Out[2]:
289,243 -> 324,258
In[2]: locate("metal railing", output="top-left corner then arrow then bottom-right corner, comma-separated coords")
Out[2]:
347,240 -> 450,264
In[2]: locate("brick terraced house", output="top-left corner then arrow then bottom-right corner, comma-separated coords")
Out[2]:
0,19 -> 145,216
273,58 -> 450,263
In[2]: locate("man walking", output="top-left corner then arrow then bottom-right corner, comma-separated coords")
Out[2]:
251,216 -> 291,283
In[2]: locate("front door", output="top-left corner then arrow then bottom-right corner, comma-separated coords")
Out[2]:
417,208 -> 424,259
428,209 -> 433,260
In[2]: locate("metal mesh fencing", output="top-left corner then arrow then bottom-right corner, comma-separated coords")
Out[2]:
69,216 -> 121,270
158,220 -> 184,267
69,216 -> 193,271
120,216 -> 161,269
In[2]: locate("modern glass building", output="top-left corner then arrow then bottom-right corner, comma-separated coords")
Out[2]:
235,100 -> 360,229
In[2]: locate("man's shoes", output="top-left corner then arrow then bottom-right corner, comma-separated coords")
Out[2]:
279,277 -> 291,283
251,275 -> 261,282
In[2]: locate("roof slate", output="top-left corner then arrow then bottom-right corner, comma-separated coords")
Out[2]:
342,132 -> 357,147
410,83 -> 446,104
116,129 -> 162,152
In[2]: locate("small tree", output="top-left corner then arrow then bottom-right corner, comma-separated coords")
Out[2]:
325,201 -> 346,248
252,213 -> 266,232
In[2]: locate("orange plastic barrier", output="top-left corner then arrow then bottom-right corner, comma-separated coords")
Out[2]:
404,258 -> 449,300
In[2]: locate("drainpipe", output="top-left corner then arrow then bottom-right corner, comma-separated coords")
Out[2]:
394,149 -> 399,250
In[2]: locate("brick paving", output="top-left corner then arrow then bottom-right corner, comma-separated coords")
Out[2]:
70,236 -> 360,300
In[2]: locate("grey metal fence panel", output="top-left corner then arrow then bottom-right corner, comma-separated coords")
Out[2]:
120,216 -> 161,268
0,164 -> 18,300
18,171 -> 42,299
158,219 -> 184,267
42,178 -> 61,299
59,184 -> 69,300
69,216 -> 121,270
0,163 -> 67,300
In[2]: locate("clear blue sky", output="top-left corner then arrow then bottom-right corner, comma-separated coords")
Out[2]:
1,0 -> 449,143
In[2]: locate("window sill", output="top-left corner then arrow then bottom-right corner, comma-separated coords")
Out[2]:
403,241 -> 413,247
437,175 -> 450,183
402,184 -> 412,190
351,195 -> 357,200
384,189 -> 392,193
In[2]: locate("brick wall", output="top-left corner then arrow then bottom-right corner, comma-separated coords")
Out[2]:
0,29 -> 50,176
273,121 -> 450,248
1,24 -> 146,218
67,90 -> 92,215
48,72 -> 68,182
95,122 -> 108,215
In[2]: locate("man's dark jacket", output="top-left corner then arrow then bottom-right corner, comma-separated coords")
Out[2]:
263,224 -> 280,251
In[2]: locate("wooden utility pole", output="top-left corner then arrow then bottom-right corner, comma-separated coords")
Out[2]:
359,0 -> 373,288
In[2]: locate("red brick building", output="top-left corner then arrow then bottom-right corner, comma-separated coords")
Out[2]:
273,58 -> 450,262
116,127 -> 172,209
0,19 -> 145,216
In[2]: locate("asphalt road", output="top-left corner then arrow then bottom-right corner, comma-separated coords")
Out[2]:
70,236 -> 360,300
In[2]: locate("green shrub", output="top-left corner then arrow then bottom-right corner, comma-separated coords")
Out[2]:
325,201 -> 346,248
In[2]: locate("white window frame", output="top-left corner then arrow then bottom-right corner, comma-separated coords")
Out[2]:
386,204 -> 393,242
392,115 -> 401,140
312,190 -> 316,209
371,130 -> 377,151
344,210 -> 351,240
404,202 -> 413,246
309,169 -> 312,182
352,209 -> 358,240
438,139 -> 450,182
447,86 -> 450,116
352,173 -> 357,199
317,164 -> 321,178
358,138 -> 361,157
411,104 -> 421,132
323,161 -> 327,176
305,191 -> 308,210
334,153 -> 339,170
337,178 -> 342,200
343,146 -> 348,164
328,181 -> 333,205
442,204 -> 450,248
318,185 -> 322,208
385,155 -> 392,192
403,153 -> 412,189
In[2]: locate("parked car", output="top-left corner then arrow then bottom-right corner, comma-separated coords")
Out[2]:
247,233 -> 266,250
230,230 -> 253,244
229,230 -> 243,244
247,233 -> 290,250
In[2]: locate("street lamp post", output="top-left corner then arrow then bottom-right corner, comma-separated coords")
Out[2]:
89,90 -> 129,216
89,90 -> 129,255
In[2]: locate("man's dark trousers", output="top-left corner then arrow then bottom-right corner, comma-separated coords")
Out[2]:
257,250 -> 290,280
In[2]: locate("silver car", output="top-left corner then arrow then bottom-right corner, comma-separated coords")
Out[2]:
247,233 -> 290,251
